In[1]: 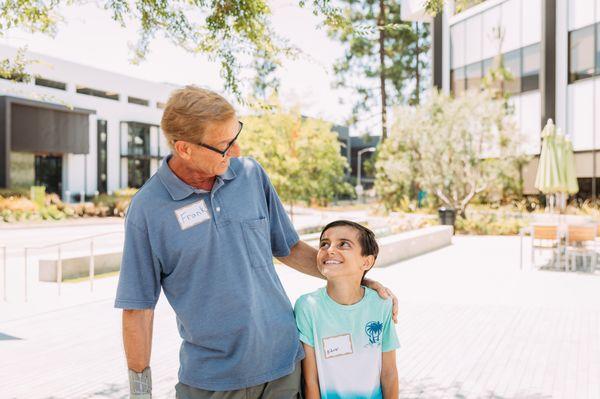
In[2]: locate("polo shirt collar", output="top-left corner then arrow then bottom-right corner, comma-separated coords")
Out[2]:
158,155 -> 237,201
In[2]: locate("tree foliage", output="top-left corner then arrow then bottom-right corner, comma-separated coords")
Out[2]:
327,0 -> 430,139
238,103 -> 353,209
375,90 -> 526,216
0,0 -> 345,98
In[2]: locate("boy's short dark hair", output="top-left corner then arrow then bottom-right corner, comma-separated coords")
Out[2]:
319,220 -> 379,277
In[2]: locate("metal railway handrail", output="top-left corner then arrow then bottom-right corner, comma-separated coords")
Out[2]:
20,230 -> 124,301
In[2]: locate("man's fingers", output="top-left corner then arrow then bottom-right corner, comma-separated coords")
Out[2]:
391,293 -> 399,324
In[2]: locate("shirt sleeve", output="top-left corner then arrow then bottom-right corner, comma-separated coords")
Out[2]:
294,297 -> 315,347
114,215 -> 162,310
382,300 -> 400,352
255,159 -> 300,257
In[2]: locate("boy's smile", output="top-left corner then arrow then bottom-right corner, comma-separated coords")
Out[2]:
317,225 -> 372,279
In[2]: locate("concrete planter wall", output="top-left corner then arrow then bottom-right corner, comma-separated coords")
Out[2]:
38,225 -> 453,282
374,225 -> 453,267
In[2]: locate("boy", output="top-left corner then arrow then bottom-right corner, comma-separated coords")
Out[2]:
294,220 -> 399,399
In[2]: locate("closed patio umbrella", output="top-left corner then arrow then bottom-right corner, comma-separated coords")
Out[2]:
535,119 -> 561,211
535,120 -> 579,212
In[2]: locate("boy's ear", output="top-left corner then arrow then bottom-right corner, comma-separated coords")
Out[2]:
362,255 -> 375,271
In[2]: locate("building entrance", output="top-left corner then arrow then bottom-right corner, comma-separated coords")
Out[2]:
34,155 -> 62,195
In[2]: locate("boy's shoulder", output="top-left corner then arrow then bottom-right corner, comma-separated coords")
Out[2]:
364,287 -> 394,313
294,288 -> 325,313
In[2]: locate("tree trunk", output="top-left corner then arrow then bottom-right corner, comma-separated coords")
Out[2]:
415,22 -> 420,105
379,0 -> 388,142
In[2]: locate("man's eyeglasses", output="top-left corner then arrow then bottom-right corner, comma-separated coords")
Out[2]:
195,121 -> 243,157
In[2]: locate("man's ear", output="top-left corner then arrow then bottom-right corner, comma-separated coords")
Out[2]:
173,141 -> 192,160
362,255 -> 376,271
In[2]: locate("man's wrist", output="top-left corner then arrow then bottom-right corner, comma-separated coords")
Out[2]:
128,366 -> 152,398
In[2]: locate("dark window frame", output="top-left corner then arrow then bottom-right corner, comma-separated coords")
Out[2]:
128,96 -> 150,107
97,119 -> 108,193
521,43 -> 540,93
119,122 -> 161,188
76,86 -> 120,101
35,77 -> 67,91
568,22 -> 597,84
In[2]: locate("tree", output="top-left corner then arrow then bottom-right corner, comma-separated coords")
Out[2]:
375,90 -> 525,216
238,103 -> 353,217
327,1 -> 430,140
0,0 -> 343,98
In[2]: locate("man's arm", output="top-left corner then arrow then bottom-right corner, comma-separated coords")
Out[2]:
381,350 -> 399,398
276,240 -> 322,279
301,343 -> 321,399
277,241 -> 399,322
123,309 -> 154,398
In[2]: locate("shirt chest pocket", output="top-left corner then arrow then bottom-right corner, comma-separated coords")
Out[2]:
242,217 -> 272,269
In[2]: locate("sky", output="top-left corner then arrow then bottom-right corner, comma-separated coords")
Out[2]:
0,0 -> 358,129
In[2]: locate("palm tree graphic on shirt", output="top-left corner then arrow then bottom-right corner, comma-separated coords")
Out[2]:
365,321 -> 383,345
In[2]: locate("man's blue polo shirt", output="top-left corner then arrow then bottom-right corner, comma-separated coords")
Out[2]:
114,156 -> 304,391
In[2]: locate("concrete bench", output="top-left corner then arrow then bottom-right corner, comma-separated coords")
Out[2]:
375,225 -> 453,267
38,248 -> 122,282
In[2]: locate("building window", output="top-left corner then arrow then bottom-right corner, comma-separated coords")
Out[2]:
128,159 -> 150,189
521,43 -> 540,92
35,77 -> 67,91
76,86 -> 120,101
97,120 -> 108,193
569,24 -> 595,83
120,122 -> 161,188
450,67 -> 466,96
482,57 -> 494,79
465,62 -> 482,91
128,96 -> 149,106
503,49 -> 521,95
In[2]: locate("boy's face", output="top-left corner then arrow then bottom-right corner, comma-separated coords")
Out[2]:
317,225 -> 375,280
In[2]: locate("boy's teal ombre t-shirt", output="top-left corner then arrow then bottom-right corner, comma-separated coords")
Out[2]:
294,287 -> 400,399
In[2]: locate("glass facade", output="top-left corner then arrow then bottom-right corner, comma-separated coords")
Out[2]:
35,77 -> 66,91
451,45 -> 539,95
120,122 -> 166,188
569,24 -> 596,83
450,0 -> 540,96
76,86 -> 119,101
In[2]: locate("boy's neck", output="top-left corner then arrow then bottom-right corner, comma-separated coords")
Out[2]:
326,278 -> 365,305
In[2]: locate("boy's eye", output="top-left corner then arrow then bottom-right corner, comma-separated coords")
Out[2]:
320,242 -> 329,248
340,241 -> 350,247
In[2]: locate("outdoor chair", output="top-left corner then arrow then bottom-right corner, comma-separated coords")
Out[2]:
530,224 -> 561,270
565,224 -> 597,272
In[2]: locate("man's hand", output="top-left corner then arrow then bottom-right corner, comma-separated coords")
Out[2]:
363,278 -> 398,323
129,367 -> 152,399
123,309 -> 154,398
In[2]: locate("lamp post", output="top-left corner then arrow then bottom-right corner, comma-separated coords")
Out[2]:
356,147 -> 376,200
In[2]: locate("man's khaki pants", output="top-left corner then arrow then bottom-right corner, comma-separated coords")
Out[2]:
175,363 -> 302,399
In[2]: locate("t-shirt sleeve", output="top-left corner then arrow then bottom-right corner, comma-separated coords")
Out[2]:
255,159 -> 300,257
114,215 -> 162,310
382,300 -> 400,352
294,297 -> 315,347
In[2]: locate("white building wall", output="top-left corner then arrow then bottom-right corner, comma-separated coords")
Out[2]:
0,44 -> 178,198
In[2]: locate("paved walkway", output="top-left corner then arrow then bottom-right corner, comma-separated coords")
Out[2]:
1,236 -> 599,398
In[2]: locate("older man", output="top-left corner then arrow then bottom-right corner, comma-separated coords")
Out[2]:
115,86 -> 396,399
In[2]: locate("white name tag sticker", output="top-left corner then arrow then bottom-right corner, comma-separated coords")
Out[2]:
322,334 -> 353,359
174,200 -> 211,230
